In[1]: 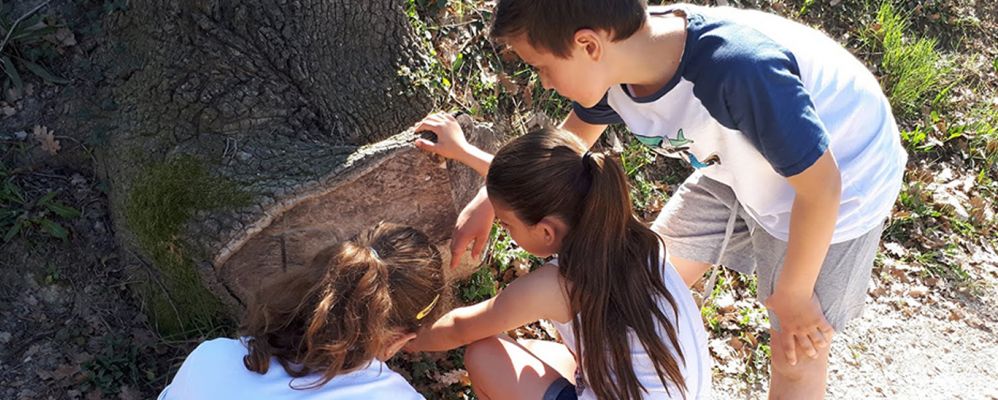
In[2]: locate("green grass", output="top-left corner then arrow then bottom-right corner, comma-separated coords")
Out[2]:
81,335 -> 148,396
0,3 -> 70,97
0,162 -> 81,242
863,1 -> 952,119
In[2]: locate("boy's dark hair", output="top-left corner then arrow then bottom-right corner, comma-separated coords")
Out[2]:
491,0 -> 648,58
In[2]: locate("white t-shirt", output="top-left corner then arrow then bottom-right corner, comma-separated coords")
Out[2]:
574,4 -> 907,243
158,338 -> 424,400
552,252 -> 712,399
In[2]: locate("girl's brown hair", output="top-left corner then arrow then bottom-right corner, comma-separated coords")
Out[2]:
239,222 -> 446,388
486,127 -> 686,399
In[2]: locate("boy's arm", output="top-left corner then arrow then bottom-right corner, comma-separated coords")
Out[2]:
764,149 -> 840,364
406,265 -> 569,352
561,110 -> 608,149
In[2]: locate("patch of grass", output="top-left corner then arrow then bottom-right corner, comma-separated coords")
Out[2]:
0,2 -> 70,98
125,156 -> 250,338
798,0 -> 816,17
81,334 -> 158,396
862,1 -> 952,119
456,262 -> 497,303
617,132 -> 686,221
0,163 -> 81,242
960,106 -> 998,185
913,244 -> 970,283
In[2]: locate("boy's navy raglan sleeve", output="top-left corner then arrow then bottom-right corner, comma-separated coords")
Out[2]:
571,93 -> 624,125
687,28 -> 830,177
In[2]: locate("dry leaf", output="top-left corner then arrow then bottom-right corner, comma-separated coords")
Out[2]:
53,363 -> 80,380
55,28 -> 78,47
433,369 -> 469,386
513,258 -> 531,277
33,125 -> 61,155
118,385 -> 141,400
498,72 -> 520,94
537,319 -> 561,341
908,286 -> 929,298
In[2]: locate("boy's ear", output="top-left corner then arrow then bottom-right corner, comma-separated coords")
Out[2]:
573,28 -> 603,61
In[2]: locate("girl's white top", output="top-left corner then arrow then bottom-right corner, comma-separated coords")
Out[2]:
552,252 -> 712,399
158,337 -> 423,400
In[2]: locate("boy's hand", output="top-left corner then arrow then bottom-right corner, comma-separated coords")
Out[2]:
413,113 -> 472,162
449,187 -> 494,269
764,291 -> 835,366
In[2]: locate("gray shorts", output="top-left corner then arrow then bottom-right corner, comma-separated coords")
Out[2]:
651,173 -> 882,332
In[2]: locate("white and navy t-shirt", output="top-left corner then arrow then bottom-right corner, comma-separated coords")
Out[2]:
158,338 -> 424,400
575,4 -> 907,243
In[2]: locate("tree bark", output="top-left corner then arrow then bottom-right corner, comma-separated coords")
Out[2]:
94,0 -> 495,331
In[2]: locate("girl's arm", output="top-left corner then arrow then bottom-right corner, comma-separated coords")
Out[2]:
560,110 -> 608,150
413,113 -> 492,176
407,265 -> 570,352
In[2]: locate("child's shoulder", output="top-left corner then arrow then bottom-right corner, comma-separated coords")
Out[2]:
191,337 -> 245,355
682,8 -> 808,77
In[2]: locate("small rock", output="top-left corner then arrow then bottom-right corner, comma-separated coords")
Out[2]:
13,130 -> 27,141
0,332 -> 11,344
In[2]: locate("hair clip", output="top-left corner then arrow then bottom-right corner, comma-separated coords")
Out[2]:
415,294 -> 441,320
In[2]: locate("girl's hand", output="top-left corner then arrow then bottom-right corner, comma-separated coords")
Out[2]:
413,113 -> 473,163
449,187 -> 495,268
764,291 -> 835,366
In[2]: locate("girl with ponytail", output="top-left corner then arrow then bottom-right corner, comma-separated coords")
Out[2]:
409,114 -> 710,399
159,222 -> 447,400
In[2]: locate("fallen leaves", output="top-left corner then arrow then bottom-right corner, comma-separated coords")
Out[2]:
32,125 -> 60,155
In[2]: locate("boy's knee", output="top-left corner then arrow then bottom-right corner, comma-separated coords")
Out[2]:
770,351 -> 828,383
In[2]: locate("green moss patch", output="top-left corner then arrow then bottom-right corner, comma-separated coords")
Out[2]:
125,156 -> 250,338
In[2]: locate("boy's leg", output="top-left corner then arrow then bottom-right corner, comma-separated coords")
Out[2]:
752,222 -> 885,398
670,257 -> 712,287
768,328 -> 832,400
464,335 -> 576,400
652,172 -> 756,287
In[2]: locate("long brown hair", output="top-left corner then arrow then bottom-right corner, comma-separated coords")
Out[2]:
486,127 -> 686,399
239,222 -> 446,389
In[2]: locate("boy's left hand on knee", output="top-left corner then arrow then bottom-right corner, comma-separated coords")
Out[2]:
764,292 -> 836,366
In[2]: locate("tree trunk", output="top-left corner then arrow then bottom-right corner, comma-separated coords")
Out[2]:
95,0 -> 495,335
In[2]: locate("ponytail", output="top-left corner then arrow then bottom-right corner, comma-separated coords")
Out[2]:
239,223 -> 446,388
487,128 -> 687,399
